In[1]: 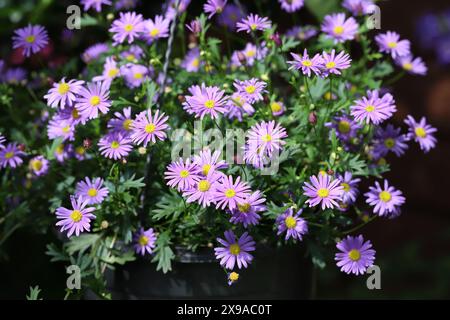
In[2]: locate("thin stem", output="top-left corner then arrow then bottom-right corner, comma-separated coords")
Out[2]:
342,215 -> 377,235
304,77 -> 314,103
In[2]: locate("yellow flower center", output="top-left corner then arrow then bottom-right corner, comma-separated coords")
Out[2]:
107,68 -> 119,78
387,41 -> 397,48
285,216 -> 297,229
237,202 -> 250,213
56,145 -> 64,154
139,235 -> 149,246
124,24 -> 134,32
87,188 -> 98,197
403,63 -> 413,71
341,182 -> 350,192
333,25 -> 344,35
225,188 -> 236,198
110,141 -> 120,149
245,85 -> 256,94
31,160 -> 42,171
317,188 -> 329,198
70,210 -> 82,222
5,151 -> 14,159
62,126 -> 71,133
179,170 -> 190,178
415,127 -> 427,138
198,180 -> 211,192
384,138 -> 395,149
246,50 -> 256,58
302,60 -> 312,67
262,134 -> 272,142
229,272 -> 239,281
250,23 -> 258,31
202,164 -> 211,175
271,102 -> 282,113
134,72 -> 143,79
338,120 -> 351,133
365,105 -> 375,112
348,249 -> 361,261
58,83 -> 70,95
378,157 -> 387,166
76,146 -> 85,155
319,170 -> 327,176
122,119 -> 133,131
204,99 -> 215,109
191,58 -> 200,68
150,28 -> 159,37
72,108 -> 80,119
25,35 -> 35,43
326,61 -> 336,69
126,54 -> 135,61
229,243 -> 241,255
90,95 -> 101,106
145,123 -> 156,133
379,191 -> 392,202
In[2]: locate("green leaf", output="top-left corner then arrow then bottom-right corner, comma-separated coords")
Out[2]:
305,0 -> 340,20
66,234 -> 101,255
80,14 -> 99,27
45,137 -> 63,161
151,232 -> 175,273
119,174 -> 145,192
26,286 -> 42,300
152,190 -> 185,221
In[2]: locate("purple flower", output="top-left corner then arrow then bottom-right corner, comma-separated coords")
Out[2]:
404,115 -> 437,153
214,175 -> 251,211
98,132 -> 133,160
286,25 -> 318,41
75,81 -> 111,119
109,11 -> 145,45
164,0 -> 191,21
81,0 -> 112,12
231,42 -> 268,67
186,19 -> 201,35
115,0 -> 139,10
303,174 -> 344,210
55,105 -> 87,126
204,0 -> 227,19
192,149 -> 227,176
182,171 -> 221,207
217,4 -> 246,30
181,47 -> 201,72
133,227 -> 157,256
279,0 -> 304,13
55,196 -> 96,237
93,57 -> 121,87
107,107 -> 134,136
29,155 -> 49,176
365,180 -> 405,217
337,171 -> 360,204
229,191 -> 266,227
130,109 -> 169,147
342,0 -> 375,16
142,15 -> 170,43
75,177 -> 109,205
395,55 -> 427,75
321,49 -> 352,76
288,49 -> 324,77
54,144 -> 73,163
372,124 -> 409,158
44,78 -> 85,109
121,45 -> 144,62
276,208 -> 308,241
74,146 -> 88,161
0,143 -> 25,169
270,101 -> 285,117
182,83 -> 228,119
335,235 -> 376,275
82,43 -> 109,64
12,24 -> 48,57
47,118 -> 75,141
4,68 -> 27,84
214,230 -> 255,270
321,13 -> 359,43
233,78 -> 267,103
225,92 -> 255,122
325,114 -> 361,142
165,157 -> 200,191
375,31 -> 411,59
121,64 -> 150,89
350,90 -> 397,125
236,13 -> 271,33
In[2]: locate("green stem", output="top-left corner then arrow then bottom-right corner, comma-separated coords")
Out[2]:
342,215 -> 377,235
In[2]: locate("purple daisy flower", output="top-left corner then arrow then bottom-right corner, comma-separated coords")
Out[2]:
229,191 -> 266,227
165,157 -> 200,191
121,45 -> 144,62
29,155 -> 49,176
44,78 -> 85,109
335,235 -> 376,275
75,81 -> 111,120
81,0 -> 112,12
233,78 -> 267,104
192,149 -> 227,176
231,42 -> 268,67
55,105 -> 88,126
286,25 -> 318,41
183,83 -> 228,119
276,208 -> 308,241
82,43 -> 109,64
365,180 -> 405,217
325,114 -> 361,142
214,175 -> 251,211
93,57 -> 121,87
279,0 -> 304,13
115,0 -> 139,10
287,49 -> 324,77
321,13 -> 359,43
321,50 -> 352,76
98,132 -> 133,160
337,171 -> 360,204
181,47 -> 201,72
74,146 -> 88,161
107,107 -> 134,136
47,118 -> 75,141
404,115 -> 437,153
75,177 -> 109,205
204,0 -> 227,19
133,227 -> 157,256
120,63 -> 149,88
245,120 -> 288,161
236,13 -> 272,33
372,124 -> 409,158
0,143 -> 25,169
350,90 -> 397,125
217,3 -> 246,30
12,24 -> 49,57
4,67 -> 27,84
225,92 -> 255,122
54,144 -> 73,163
109,11 -> 145,45
270,101 -> 285,117
214,230 -> 255,270
303,174 -> 344,210
182,171 -> 221,207
55,196 -> 96,237
130,109 -> 169,147
142,15 -> 170,43
375,31 -> 411,59
343,0 -> 375,16
186,19 -> 201,35
395,55 -> 427,76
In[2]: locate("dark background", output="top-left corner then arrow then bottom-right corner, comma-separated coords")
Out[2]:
0,0 -> 449,299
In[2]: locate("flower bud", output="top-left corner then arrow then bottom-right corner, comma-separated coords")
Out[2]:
308,111 -> 317,124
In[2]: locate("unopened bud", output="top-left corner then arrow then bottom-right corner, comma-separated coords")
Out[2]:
308,111 -> 317,124
83,139 -> 92,149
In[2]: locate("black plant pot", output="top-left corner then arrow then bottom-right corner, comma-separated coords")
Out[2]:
106,245 -> 312,299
